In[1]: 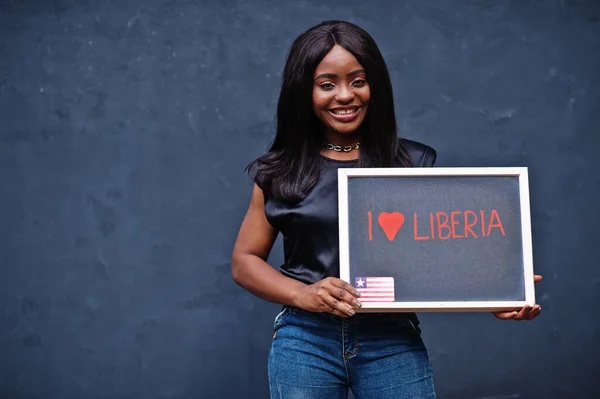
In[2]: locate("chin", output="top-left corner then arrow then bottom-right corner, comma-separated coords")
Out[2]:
325,120 -> 365,136
332,126 -> 361,135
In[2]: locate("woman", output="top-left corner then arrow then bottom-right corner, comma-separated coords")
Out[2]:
231,20 -> 541,399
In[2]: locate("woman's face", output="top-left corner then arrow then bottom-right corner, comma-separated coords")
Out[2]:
312,45 -> 370,139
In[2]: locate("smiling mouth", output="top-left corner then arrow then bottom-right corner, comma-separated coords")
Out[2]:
329,107 -> 360,116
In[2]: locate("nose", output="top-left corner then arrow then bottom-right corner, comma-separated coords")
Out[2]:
335,84 -> 355,103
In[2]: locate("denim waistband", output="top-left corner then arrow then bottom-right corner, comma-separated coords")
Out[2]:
281,305 -> 420,326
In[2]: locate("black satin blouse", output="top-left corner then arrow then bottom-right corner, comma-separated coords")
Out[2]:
264,139 -> 437,285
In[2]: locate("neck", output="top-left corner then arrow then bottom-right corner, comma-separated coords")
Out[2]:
324,132 -> 361,147
321,131 -> 361,160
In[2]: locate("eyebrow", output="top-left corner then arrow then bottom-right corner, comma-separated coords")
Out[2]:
314,69 -> 366,81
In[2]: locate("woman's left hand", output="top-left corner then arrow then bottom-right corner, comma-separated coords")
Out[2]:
492,275 -> 543,321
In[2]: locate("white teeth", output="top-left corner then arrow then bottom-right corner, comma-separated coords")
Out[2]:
331,108 -> 358,115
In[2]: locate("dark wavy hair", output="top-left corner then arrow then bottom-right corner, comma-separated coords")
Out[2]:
248,20 -> 412,202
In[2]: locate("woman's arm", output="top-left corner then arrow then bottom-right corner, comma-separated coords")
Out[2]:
231,184 -> 361,316
231,184 -> 306,305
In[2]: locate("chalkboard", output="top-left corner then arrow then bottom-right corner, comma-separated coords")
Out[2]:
338,167 -> 536,312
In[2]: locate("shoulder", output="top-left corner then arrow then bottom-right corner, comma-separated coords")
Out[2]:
399,138 -> 437,167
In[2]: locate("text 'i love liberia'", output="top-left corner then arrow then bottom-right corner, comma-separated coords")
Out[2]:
367,210 -> 506,241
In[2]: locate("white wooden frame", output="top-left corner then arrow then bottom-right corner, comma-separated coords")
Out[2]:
338,167 -> 535,312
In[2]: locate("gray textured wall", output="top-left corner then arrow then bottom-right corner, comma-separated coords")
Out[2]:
1,1 -> 599,398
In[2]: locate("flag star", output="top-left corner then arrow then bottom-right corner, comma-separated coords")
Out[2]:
356,278 -> 365,287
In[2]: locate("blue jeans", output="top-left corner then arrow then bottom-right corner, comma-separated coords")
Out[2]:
268,307 -> 436,399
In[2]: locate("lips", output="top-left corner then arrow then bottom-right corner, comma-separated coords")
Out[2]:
328,106 -> 361,122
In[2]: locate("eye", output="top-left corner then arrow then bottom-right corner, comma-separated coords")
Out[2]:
319,82 -> 335,90
352,79 -> 367,87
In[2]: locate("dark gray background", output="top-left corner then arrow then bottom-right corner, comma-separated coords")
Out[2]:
1,1 -> 599,398
348,176 -> 525,302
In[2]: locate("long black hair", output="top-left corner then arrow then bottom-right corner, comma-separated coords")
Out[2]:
248,20 -> 412,202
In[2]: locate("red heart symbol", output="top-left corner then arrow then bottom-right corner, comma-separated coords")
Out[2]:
378,212 -> 405,241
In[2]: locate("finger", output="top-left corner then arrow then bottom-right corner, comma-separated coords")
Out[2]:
327,295 -> 356,317
534,275 -> 543,283
526,305 -> 542,320
330,306 -> 348,318
314,285 -> 351,317
326,279 -> 362,309
514,305 -> 532,321
328,278 -> 361,299
334,287 -> 362,309
494,311 -> 518,320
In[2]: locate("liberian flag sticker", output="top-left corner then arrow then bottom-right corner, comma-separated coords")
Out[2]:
354,277 -> 395,302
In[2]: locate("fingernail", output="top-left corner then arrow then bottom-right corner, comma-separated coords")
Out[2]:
354,291 -> 361,298
355,301 -> 362,308
348,309 -> 355,316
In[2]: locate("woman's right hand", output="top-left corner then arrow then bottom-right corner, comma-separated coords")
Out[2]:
295,277 -> 362,317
